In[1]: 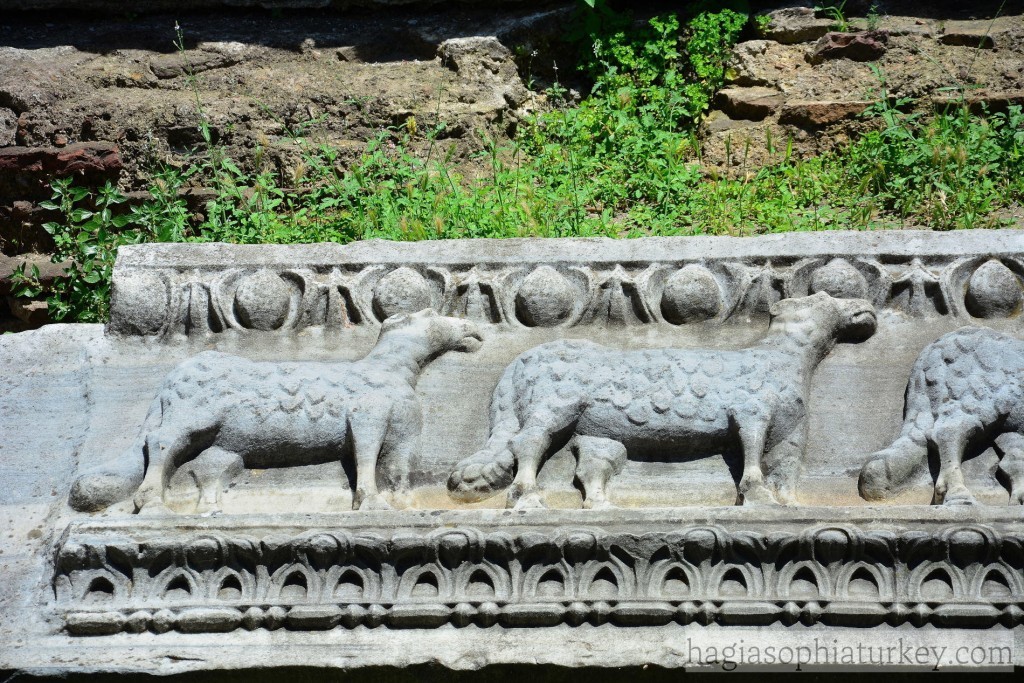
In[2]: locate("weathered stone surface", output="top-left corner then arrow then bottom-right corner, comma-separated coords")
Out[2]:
714,86 -> 783,121
779,100 -> 872,128
0,251 -> 65,295
0,106 -> 16,146
852,15 -> 936,37
437,36 -> 529,110
932,89 -> 1024,114
809,30 -> 889,64
0,142 -> 123,200
149,49 -> 242,79
0,7 -> 549,250
4,294 -> 47,324
939,18 -> 1014,49
759,7 -> 833,44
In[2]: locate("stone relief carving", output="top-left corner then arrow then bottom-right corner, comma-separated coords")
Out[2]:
449,293 -> 877,508
860,326 -> 1024,506
69,310 -> 483,513
32,236 -> 1024,654
106,244 -> 1024,338
54,522 -> 1024,635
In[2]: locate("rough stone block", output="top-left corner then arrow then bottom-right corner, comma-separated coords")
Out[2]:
809,30 -> 889,64
760,7 -> 834,45
714,87 -> 783,121
779,100 -> 872,128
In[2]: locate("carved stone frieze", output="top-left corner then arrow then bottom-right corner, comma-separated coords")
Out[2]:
55,519 -> 1024,635
106,234 -> 1024,337
7,232 -> 1024,673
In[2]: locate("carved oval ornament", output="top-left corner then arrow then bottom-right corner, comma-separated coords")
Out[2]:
810,258 -> 869,300
965,259 -> 1021,318
660,265 -> 722,324
515,266 -> 575,327
234,270 -> 293,330
373,267 -> 432,320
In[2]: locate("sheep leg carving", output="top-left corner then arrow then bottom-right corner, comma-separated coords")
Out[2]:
350,411 -> 392,511
134,425 -> 198,513
572,435 -> 626,510
189,447 -> 245,514
736,414 -> 778,506
505,426 -> 553,509
995,432 -> 1024,505
506,403 -> 581,510
933,418 -> 977,505
764,416 -> 807,505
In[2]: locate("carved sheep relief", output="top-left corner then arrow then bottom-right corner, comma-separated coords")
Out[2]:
8,233 -> 1023,657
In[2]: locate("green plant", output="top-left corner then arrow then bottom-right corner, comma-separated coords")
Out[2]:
9,262 -> 43,300
36,179 -> 138,322
866,3 -> 881,32
815,1 -> 850,33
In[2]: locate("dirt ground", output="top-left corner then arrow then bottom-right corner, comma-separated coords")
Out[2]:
1,0 -> 1023,323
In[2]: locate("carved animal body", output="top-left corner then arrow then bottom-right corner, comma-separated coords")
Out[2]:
860,327 -> 1024,505
449,292 -> 877,508
69,310 -> 482,513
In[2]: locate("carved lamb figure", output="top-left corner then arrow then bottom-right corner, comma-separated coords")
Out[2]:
70,310 -> 483,513
860,326 -> 1024,505
449,292 -> 877,508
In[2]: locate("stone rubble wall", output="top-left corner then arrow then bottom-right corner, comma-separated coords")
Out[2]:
702,5 -> 1024,169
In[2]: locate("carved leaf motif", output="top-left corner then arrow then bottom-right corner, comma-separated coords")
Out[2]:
433,530 -> 483,567
138,540 -> 183,573
391,533 -> 430,561
483,533 -> 517,562
185,536 -> 224,570
352,534 -> 388,564
298,533 -> 345,570
861,532 -> 898,563
561,531 -> 600,563
680,528 -> 723,565
226,538 -> 262,570
517,533 -> 560,564
767,532 -> 799,560
1000,536 -> 1024,567
943,526 -> 998,567
900,531 -> 939,566
730,531 -> 771,563
57,541 -> 91,573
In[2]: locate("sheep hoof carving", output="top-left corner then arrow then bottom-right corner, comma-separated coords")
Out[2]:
860,326 -> 1024,506
448,292 -> 877,509
69,309 -> 483,513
